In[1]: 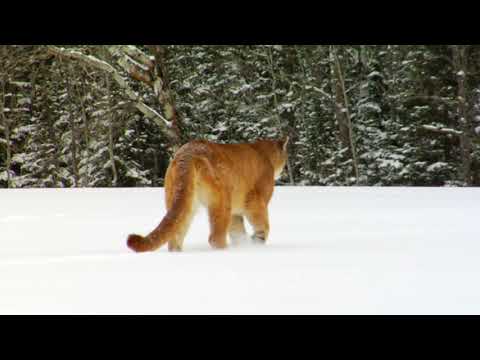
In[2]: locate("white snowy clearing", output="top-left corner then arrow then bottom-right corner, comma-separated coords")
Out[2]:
0,186 -> 479,315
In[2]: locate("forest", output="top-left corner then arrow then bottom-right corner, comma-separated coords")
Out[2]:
1,45 -> 480,188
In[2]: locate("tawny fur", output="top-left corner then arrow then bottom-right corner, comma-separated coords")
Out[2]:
127,137 -> 289,253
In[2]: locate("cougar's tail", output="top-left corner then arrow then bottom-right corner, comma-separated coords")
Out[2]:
127,156 -> 196,252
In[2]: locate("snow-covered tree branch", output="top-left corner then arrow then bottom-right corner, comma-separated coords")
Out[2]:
46,46 -> 178,145
421,125 -> 463,136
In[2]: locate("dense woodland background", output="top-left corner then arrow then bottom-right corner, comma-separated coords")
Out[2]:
1,45 -> 480,188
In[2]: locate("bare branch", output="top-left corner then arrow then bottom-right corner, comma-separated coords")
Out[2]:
106,46 -> 153,85
46,46 -> 176,141
312,86 -> 334,102
421,125 -> 463,136
108,45 -> 154,70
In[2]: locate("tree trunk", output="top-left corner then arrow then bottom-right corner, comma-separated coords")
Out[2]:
63,63 -> 80,187
147,46 -> 183,149
451,45 -> 473,186
106,75 -> 118,186
266,46 -> 295,185
42,62 -> 60,187
76,78 -> 92,187
330,46 -> 360,183
294,45 -> 311,178
1,76 -> 12,188
45,105 -> 60,187
108,45 -> 184,150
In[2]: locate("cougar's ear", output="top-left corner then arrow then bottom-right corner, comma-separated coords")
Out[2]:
281,136 -> 289,151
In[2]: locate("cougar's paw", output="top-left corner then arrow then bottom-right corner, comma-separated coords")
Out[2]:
208,236 -> 228,250
229,233 -> 249,247
127,234 -> 151,253
251,234 -> 267,244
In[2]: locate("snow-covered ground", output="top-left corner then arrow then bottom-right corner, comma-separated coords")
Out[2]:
0,186 -> 479,314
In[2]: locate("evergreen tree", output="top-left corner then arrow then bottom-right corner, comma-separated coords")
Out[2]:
1,45 -> 480,188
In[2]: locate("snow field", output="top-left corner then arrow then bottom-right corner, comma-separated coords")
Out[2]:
0,187 -> 479,314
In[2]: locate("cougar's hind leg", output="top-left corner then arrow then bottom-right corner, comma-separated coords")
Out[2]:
164,159 -> 196,252
228,215 -> 248,246
167,196 -> 198,252
207,192 -> 231,250
168,236 -> 183,252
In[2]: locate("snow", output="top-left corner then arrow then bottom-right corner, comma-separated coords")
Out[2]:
367,71 -> 383,79
378,159 -> 403,169
427,162 -> 448,172
359,102 -> 382,113
0,186 -> 479,315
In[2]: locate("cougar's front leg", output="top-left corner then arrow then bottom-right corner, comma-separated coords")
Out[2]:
245,200 -> 270,244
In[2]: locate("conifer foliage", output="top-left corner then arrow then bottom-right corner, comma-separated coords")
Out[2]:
1,45 -> 479,187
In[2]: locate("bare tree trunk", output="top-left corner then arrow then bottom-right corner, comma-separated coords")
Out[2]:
29,60 -> 39,118
294,45 -> 310,179
295,45 -> 307,129
147,45 -> 183,150
40,62 -> 61,187
330,45 -> 360,183
1,76 -> 12,188
106,75 -> 118,186
45,106 -> 60,187
107,45 -> 184,149
451,45 -> 473,186
76,79 -> 92,187
266,46 -> 295,185
63,63 -> 80,187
